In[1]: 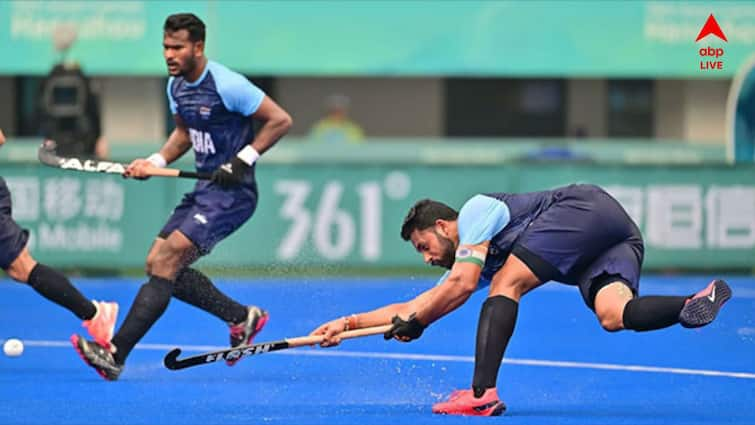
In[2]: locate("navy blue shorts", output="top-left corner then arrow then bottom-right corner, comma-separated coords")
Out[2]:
0,177 -> 29,269
159,182 -> 258,255
512,184 -> 644,309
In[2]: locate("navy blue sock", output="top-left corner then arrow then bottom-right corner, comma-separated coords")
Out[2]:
472,295 -> 519,397
622,296 -> 687,331
173,268 -> 248,324
27,263 -> 96,320
111,276 -> 173,364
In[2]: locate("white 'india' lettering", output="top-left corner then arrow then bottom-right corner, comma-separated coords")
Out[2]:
189,128 -> 216,154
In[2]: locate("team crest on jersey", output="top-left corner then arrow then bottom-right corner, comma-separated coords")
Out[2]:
199,105 -> 212,119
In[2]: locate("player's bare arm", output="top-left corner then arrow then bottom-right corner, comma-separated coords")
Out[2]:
311,297 -> 420,347
124,115 -> 191,179
159,115 -> 193,161
412,242 -> 488,324
383,242 -> 488,342
247,96 -> 293,154
310,277 -> 471,347
210,96 -> 292,189
312,242 -> 488,346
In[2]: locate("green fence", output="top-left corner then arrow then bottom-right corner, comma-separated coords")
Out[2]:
2,162 -> 754,271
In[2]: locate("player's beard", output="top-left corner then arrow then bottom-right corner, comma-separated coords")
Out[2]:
172,48 -> 198,77
179,56 -> 196,77
433,230 -> 456,270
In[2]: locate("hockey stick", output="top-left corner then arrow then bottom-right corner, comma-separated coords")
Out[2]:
37,139 -> 211,180
163,324 -> 393,370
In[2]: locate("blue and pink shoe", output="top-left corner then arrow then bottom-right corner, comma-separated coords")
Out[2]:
432,388 -> 506,416
227,306 -> 269,366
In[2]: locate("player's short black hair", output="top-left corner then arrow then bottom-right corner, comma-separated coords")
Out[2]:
400,199 -> 458,241
164,13 -> 205,42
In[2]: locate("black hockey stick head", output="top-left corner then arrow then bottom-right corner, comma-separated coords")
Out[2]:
163,339 -> 289,371
37,139 -> 127,174
37,139 -> 65,167
163,348 -> 183,370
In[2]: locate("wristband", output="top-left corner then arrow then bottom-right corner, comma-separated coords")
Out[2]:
146,153 -> 167,168
236,145 -> 260,166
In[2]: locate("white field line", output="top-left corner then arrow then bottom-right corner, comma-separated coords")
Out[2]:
19,339 -> 755,380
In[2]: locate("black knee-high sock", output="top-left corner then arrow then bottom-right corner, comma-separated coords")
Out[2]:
111,276 -> 173,364
622,296 -> 687,331
172,268 -> 248,324
27,263 -> 96,320
472,295 -> 519,397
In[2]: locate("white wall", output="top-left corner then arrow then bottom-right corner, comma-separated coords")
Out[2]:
98,77 -> 165,144
276,77 -> 444,138
654,79 -> 685,140
681,79 -> 730,143
653,79 -> 730,143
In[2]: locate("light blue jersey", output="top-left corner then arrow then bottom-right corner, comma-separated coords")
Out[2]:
458,195 -> 511,245
433,194 -> 511,289
433,190 -> 556,290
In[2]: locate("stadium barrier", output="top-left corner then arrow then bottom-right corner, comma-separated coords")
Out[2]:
2,155 -> 753,271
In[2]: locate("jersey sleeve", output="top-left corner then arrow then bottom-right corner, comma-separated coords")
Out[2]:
166,77 -> 177,114
458,195 -> 510,245
212,63 -> 265,116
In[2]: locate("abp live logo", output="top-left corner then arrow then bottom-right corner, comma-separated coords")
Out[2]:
696,14 -> 727,71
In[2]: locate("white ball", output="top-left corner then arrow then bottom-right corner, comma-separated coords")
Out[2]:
3,338 -> 24,357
